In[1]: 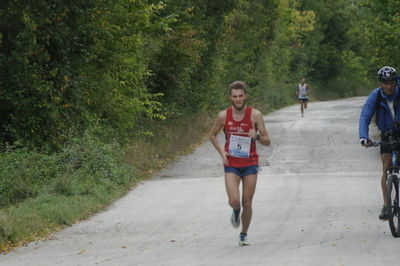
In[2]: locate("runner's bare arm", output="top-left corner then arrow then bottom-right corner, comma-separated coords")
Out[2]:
209,111 -> 229,165
251,110 -> 270,146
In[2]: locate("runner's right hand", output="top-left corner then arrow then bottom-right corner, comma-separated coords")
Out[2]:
221,151 -> 229,165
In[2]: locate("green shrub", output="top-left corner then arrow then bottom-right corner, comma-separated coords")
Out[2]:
0,149 -> 59,207
0,130 -> 135,209
0,129 -> 136,249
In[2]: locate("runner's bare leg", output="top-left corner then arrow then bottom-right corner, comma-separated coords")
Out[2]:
225,173 -> 241,211
241,174 -> 257,234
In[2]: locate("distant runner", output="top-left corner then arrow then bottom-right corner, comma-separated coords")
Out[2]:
209,81 -> 271,246
296,78 -> 310,117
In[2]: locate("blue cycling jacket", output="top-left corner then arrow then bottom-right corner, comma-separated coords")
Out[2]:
359,87 -> 400,139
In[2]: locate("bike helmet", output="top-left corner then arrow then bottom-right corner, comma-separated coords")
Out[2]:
377,66 -> 397,82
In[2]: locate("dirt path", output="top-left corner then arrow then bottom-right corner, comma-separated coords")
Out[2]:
1,97 -> 399,266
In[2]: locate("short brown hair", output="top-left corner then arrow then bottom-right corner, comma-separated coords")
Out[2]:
229,80 -> 247,95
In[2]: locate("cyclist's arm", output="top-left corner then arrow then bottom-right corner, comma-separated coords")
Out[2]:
209,111 -> 228,164
359,91 -> 378,139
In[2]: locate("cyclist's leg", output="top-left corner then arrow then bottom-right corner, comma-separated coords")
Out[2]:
241,174 -> 257,234
225,172 -> 241,211
381,153 -> 392,206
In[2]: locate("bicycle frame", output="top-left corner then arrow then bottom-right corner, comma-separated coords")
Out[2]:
387,150 -> 400,178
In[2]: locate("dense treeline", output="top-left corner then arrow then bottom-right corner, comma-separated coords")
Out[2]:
1,0 -> 400,250
1,0 -> 398,149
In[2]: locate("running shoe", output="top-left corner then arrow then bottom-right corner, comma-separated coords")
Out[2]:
379,205 -> 389,220
239,233 -> 249,246
230,210 -> 240,228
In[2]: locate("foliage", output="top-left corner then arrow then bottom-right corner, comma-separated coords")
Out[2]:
0,0 -> 388,149
0,149 -> 59,207
360,0 -> 400,68
145,0 -> 236,116
0,0 -> 166,149
0,129 -> 135,209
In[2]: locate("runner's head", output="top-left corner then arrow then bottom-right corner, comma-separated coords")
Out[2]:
229,80 -> 247,95
229,81 -> 247,111
378,66 -> 397,96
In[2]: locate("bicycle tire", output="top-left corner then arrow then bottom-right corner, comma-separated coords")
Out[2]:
386,174 -> 400,238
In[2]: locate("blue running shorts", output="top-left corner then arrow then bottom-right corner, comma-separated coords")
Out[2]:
224,165 -> 259,178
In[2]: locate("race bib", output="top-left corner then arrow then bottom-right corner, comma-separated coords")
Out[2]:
229,135 -> 251,158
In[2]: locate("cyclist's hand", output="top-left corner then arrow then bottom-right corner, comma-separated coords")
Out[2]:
360,138 -> 372,147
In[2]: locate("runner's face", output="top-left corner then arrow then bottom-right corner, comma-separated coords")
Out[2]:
230,89 -> 246,110
381,80 -> 396,96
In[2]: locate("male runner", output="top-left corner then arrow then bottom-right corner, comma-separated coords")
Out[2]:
209,80 -> 271,245
296,78 -> 310,117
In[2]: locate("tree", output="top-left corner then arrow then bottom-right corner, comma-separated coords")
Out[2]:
0,0 -> 166,149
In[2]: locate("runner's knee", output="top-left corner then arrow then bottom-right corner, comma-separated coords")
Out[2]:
241,197 -> 253,209
229,198 -> 240,208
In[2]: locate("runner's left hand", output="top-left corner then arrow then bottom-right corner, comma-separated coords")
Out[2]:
248,129 -> 257,140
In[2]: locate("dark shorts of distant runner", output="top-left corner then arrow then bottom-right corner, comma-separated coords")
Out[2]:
298,97 -> 308,102
224,165 -> 259,178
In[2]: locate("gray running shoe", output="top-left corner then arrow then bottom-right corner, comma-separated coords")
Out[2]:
239,233 -> 249,246
230,210 -> 240,228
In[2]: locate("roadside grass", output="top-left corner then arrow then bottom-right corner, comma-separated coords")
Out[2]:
0,192 -> 124,253
125,113 -> 214,176
0,113 -> 214,253
0,130 -> 136,253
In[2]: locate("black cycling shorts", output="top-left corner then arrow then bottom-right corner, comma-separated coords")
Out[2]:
381,135 -> 392,154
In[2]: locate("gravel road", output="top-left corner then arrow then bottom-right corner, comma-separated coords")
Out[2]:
1,97 -> 399,266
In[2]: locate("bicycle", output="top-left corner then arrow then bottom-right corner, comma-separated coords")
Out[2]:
372,138 -> 400,237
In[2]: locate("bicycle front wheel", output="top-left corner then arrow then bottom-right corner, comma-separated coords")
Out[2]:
386,174 -> 400,238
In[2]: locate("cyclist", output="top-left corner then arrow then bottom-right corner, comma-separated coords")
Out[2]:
296,78 -> 310,117
209,80 -> 271,246
359,66 -> 400,220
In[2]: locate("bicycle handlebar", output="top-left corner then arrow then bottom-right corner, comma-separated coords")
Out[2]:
371,140 -> 400,148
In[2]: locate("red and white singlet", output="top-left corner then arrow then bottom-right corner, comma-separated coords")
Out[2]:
223,106 -> 258,167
